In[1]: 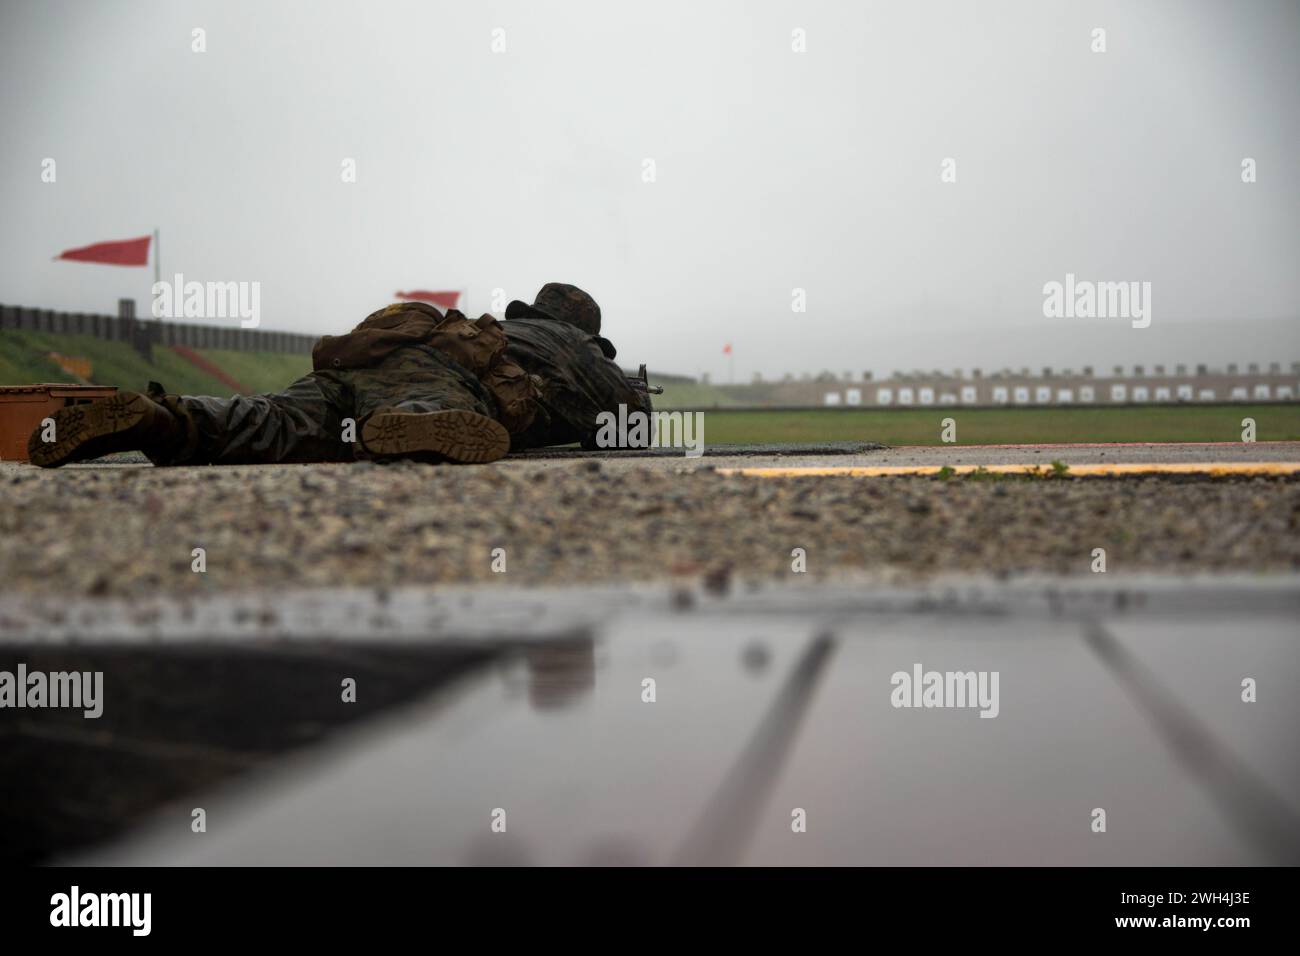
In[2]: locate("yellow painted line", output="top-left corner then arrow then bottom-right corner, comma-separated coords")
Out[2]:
717,462 -> 1300,478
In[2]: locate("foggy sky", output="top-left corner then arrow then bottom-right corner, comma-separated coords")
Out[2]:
1,0 -> 1297,381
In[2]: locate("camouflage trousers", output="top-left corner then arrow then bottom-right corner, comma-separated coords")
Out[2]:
153,346 -> 497,465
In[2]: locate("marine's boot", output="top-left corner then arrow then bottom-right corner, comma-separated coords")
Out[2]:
360,409 -> 510,464
27,390 -> 185,468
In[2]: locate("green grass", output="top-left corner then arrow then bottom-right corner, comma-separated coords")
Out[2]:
654,382 -> 741,408
0,332 -> 65,384
693,405 -> 1300,445
202,349 -> 311,392
936,462 -> 1073,482
0,329 -> 306,396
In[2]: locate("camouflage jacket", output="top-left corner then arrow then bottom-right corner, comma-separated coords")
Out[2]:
312,302 -> 539,433
502,317 -> 652,448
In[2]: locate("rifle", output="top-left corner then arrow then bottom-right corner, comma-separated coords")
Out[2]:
626,363 -> 664,395
581,364 -> 663,450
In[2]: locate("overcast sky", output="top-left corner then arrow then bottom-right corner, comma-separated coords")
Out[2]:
2,0 -> 1296,381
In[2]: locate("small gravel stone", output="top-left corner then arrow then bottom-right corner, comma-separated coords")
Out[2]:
0,460 -> 1296,598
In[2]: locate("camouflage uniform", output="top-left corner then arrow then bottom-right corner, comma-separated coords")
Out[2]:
154,344 -> 497,466
141,285 -> 639,464
502,317 -> 652,450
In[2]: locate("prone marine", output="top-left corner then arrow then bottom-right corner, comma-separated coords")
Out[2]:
28,283 -> 653,467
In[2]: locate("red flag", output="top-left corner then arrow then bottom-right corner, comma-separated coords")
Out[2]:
395,290 -> 460,309
56,235 -> 152,266
723,343 -> 733,355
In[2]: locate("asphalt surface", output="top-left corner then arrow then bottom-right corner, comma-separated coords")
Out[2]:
14,438 -> 1298,471
514,440 -> 1300,471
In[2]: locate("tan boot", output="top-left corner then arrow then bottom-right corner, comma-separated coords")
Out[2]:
360,409 -> 510,464
27,391 -> 185,468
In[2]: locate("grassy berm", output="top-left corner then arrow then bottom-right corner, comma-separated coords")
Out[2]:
0,329 -> 310,395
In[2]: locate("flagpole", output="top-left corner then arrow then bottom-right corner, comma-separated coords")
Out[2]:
153,228 -> 160,287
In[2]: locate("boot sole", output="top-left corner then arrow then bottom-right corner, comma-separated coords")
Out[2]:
361,410 -> 509,464
27,392 -> 150,469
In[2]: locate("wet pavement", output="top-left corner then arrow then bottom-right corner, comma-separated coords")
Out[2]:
513,440 -> 1300,472
5,575 -> 1290,866
9,439 -> 1299,475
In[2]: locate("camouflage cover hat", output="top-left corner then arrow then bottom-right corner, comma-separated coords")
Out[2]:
505,283 -> 602,335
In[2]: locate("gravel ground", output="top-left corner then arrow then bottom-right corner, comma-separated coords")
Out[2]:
2,458 -> 1298,598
